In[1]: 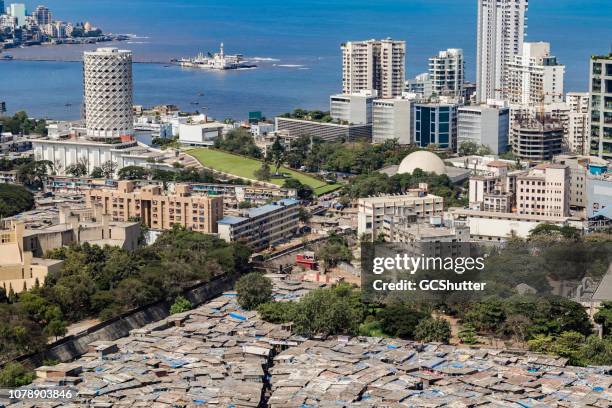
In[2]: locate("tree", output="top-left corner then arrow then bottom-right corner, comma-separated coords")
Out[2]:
100,160 -> 118,178
458,141 -> 479,156
254,162 -> 271,181
257,301 -> 297,323
214,128 -> 262,158
414,318 -> 451,343
235,273 -> 273,310
65,162 -> 88,177
283,178 -> 314,201
594,301 -> 612,337
0,362 -> 35,387
378,303 -> 428,339
90,166 -> 104,178
458,323 -> 478,344
317,233 -> 352,271
0,184 -> 34,217
170,296 -> 193,314
16,160 -> 54,189
270,137 -> 286,175
118,166 -> 151,180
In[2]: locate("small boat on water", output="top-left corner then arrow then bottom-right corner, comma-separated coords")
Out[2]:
1,54 -> 13,60
190,101 -> 199,105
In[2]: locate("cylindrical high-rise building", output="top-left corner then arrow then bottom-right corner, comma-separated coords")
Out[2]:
83,47 -> 133,141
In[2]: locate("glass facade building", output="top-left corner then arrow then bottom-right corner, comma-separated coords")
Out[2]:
414,103 -> 458,150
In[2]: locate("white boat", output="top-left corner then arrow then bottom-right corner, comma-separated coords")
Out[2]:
176,43 -> 257,70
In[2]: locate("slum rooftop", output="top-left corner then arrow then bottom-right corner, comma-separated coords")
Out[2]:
5,291 -> 611,408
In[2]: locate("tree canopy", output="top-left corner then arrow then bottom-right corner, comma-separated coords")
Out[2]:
0,184 -> 34,217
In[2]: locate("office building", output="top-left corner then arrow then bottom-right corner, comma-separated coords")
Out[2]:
33,5 -> 51,26
476,0 -> 528,102
372,96 -> 414,144
86,181 -> 223,234
566,92 -> 591,155
405,73 -> 433,99
329,90 -> 377,125
589,54 -> 612,159
83,48 -> 134,141
458,104 -> 510,154
357,189 -> 444,238
429,48 -> 464,97
516,163 -> 570,218
8,3 -> 26,26
511,116 -> 563,161
217,198 -> 300,251
505,42 -> 565,106
468,161 -> 518,212
0,2 -> 4,16
274,117 -> 371,142
341,39 -> 406,99
413,102 -> 458,150
0,222 -> 63,294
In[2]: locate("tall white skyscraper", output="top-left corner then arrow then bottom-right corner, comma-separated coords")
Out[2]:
505,42 -> 565,106
476,0 -> 528,103
342,38 -> 406,99
8,3 -> 26,26
83,47 -> 134,140
429,48 -> 464,97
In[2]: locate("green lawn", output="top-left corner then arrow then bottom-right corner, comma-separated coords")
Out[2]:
187,148 -> 341,196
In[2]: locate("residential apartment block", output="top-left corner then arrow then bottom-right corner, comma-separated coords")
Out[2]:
86,181 -> 223,233
341,39 -> 406,99
516,163 -> 570,218
505,42 -> 565,106
589,54 -> 612,159
476,0 -> 528,102
429,48 -> 464,97
217,198 -> 300,250
357,189 -> 444,239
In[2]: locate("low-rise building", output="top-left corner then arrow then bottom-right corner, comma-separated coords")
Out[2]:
179,121 -> 224,146
0,222 -> 64,294
275,117 -> 372,142
217,198 -> 300,250
357,188 -> 444,239
86,180 -> 223,233
587,172 -> 612,219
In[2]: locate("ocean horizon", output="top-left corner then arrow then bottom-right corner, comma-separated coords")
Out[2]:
1,0 -> 610,121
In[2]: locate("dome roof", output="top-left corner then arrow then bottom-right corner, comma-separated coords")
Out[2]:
397,151 -> 447,175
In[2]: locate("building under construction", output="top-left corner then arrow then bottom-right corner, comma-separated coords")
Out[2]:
511,115 -> 564,162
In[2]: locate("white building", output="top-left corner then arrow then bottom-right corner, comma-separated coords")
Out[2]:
372,96 -> 414,145
457,103 -> 510,154
249,122 -> 275,137
405,73 -> 433,99
357,190 -> 444,238
476,0 -> 528,102
8,3 -> 26,26
516,163 -> 570,218
83,48 -> 134,141
178,122 -> 224,146
505,42 -> 565,106
429,48 -> 464,97
342,39 -> 406,99
329,90 -> 377,125
32,138 -> 165,177
566,92 -> 591,155
217,198 -> 300,251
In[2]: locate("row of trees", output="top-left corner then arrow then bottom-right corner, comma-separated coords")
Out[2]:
0,111 -> 47,136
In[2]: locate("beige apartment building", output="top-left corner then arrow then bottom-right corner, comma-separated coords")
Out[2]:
342,39 -> 406,99
357,188 -> 444,239
0,222 -> 63,294
516,163 -> 570,217
86,181 -> 223,233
